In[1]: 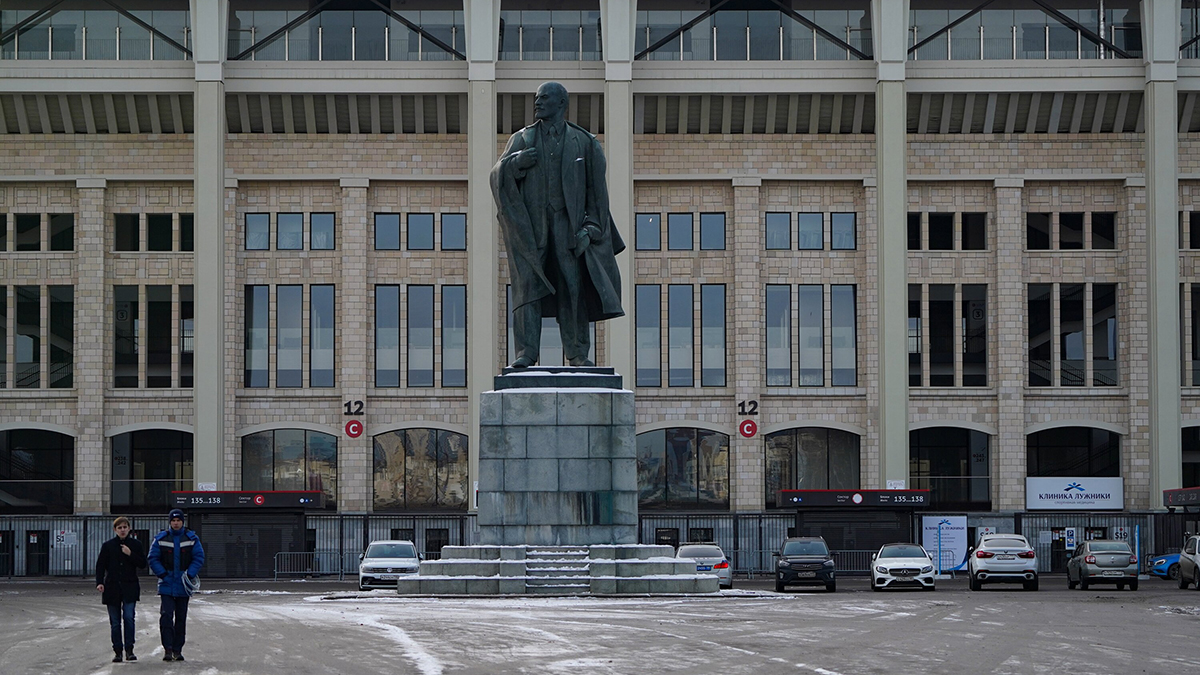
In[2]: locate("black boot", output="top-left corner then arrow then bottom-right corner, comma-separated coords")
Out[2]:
173,653 -> 184,662
112,650 -> 123,663
125,649 -> 137,662
163,650 -> 174,662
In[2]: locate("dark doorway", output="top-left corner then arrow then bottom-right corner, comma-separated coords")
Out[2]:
391,528 -> 415,542
26,530 -> 49,575
425,528 -> 449,560
0,530 -> 13,576
190,512 -> 305,578
795,510 -> 912,551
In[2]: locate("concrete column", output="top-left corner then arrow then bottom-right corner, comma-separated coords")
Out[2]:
872,0 -> 909,488
191,0 -> 228,489
340,178 -> 370,512
75,179 -> 107,513
994,179 -> 1026,511
464,0 -> 501,510
1142,0 -> 1183,505
731,177 -> 763,511
601,0 -> 637,385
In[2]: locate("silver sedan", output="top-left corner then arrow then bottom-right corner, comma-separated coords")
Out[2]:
676,543 -> 732,589
1067,540 -> 1139,591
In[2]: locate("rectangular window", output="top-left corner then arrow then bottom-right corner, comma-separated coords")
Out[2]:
408,285 -> 434,387
48,286 -> 72,389
636,285 -> 661,387
375,213 -> 401,250
699,213 -> 725,250
442,285 -> 467,387
909,284 -> 922,386
1193,285 -> 1200,386
962,284 -> 987,386
962,213 -> 986,250
700,284 -> 725,387
0,214 -> 6,250
277,213 -> 304,250
798,213 -> 823,250
1060,284 -> 1086,385
146,286 -> 172,388
49,214 -> 73,251
113,214 -> 141,252
765,212 -> 791,250
1191,212 -> 1200,251
1028,284 -> 1053,386
1027,213 -> 1051,250
907,213 -> 921,250
636,214 -> 661,250
179,214 -> 194,252
797,285 -> 823,386
375,285 -> 401,387
180,285 -> 193,388
114,285 -> 138,388
276,285 -> 303,388
766,285 -> 792,386
667,285 -> 693,387
441,214 -> 467,251
311,285 -> 335,387
830,213 -> 856,250
928,213 -> 954,250
831,285 -> 857,386
929,284 -> 954,386
1092,283 -> 1117,386
244,285 -> 269,388
147,214 -> 173,252
1092,212 -> 1116,250
408,213 -> 435,250
245,213 -> 270,250
16,214 -> 41,251
1060,213 -> 1084,250
16,286 -> 41,388
667,213 -> 693,250
311,213 -> 336,250
0,288 -> 6,387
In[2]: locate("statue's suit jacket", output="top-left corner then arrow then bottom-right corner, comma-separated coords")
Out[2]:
491,119 -> 625,321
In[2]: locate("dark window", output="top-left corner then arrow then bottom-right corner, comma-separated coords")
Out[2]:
48,286 -> 72,389
765,212 -> 790,250
442,286 -> 467,387
1060,284 -> 1085,385
0,214 -> 6,250
1060,213 -> 1084,249
766,285 -> 791,386
372,429 -> 468,511
1027,427 -> 1119,477
241,429 -> 337,509
441,214 -> 466,251
636,285 -> 661,387
147,214 -> 173,251
962,213 -> 986,250
375,214 -> 401,250
797,285 -> 823,386
907,213 -> 921,250
311,213 -> 336,250
928,285 -> 954,386
910,427 -> 990,510
408,285 -> 434,387
114,286 -> 137,388
1092,283 -> 1117,386
667,213 -> 693,250
637,428 -> 730,510
667,285 -> 693,387
1028,284 -> 1052,386
179,214 -> 194,252
830,213 -> 856,250
16,286 -> 40,388
180,286 -> 193,388
277,213 -> 304,250
146,286 -> 172,388
928,213 -> 953,250
699,213 -> 725,250
115,214 -> 139,251
375,285 -> 400,387
49,214 -> 73,251
111,430 -> 193,513
0,288 -> 7,388
831,285 -> 856,386
909,284 -> 922,386
0,429 -> 75,514
311,285 -> 336,387
1184,427 -> 1200,488
798,213 -> 823,250
16,215 -> 40,251
764,428 -> 860,509
245,213 -> 269,250
700,285 -> 725,387
244,285 -> 269,388
1092,212 -> 1116,250
276,286 -> 303,388
1027,213 -> 1051,250
1191,212 -> 1200,251
408,213 -> 435,250
962,284 -> 987,386
636,214 -> 661,250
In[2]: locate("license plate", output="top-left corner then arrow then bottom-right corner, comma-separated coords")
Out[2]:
997,554 -> 1015,560
796,571 -> 815,578
1102,570 -> 1121,577
697,565 -> 712,571
377,574 -> 399,580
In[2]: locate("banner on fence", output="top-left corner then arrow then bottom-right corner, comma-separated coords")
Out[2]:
922,516 -> 968,572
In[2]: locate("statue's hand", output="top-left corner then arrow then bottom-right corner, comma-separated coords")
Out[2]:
514,147 -> 538,170
574,228 -> 591,256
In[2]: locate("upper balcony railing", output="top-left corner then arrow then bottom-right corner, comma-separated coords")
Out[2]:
1,4 -> 191,61
636,8 -> 872,61
498,10 -> 601,61
227,8 -> 463,62
909,7 -> 1142,61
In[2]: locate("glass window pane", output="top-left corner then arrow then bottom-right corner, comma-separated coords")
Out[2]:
404,428 -> 436,507
636,214 -> 661,250
245,213 -> 269,250
700,285 -> 725,387
828,429 -> 860,490
521,11 -> 551,60
1060,284 -> 1085,385
928,213 -> 953,250
929,284 -> 954,386
909,284 -> 922,386
373,431 -> 405,510
354,9 -> 386,61
375,286 -> 400,387
147,214 -> 172,251
637,429 -> 665,508
311,285 -> 335,387
1092,212 -> 1116,250
765,212 -> 790,250
1027,212 -> 1051,249
1028,284 -> 1052,386
0,214 -> 6,250
668,285 -> 693,387
1060,213 -> 1084,250
442,286 -> 467,387
830,213 -> 855,250
962,284 -> 987,387
665,428 -> 698,504
49,286 -> 72,389
1093,284 -> 1117,386
311,213 -> 335,250
146,285 -> 172,388
441,213 -> 466,250
667,213 -> 693,250
831,285 -> 857,386
766,285 -> 791,386
180,285 -> 193,388
764,431 -> 794,508
796,428 -> 829,489
908,213 -> 921,250
14,214 -> 39,248
277,213 -> 303,250
113,285 -> 136,388
797,285 -> 823,386
962,213 -> 986,250
375,213 -> 400,250
636,285 -> 661,387
276,285 -> 303,388
696,430 -> 729,507
274,429 -> 305,491
715,10 -> 747,60
179,214 -> 194,252
408,213 -> 434,250
244,285 -> 269,387
551,10 -> 581,60
437,431 -> 469,509
114,214 -> 138,251
0,289 -> 7,388
797,213 -> 823,250
49,214 -> 73,251
699,213 -> 725,250
306,431 -> 337,509
408,285 -> 434,387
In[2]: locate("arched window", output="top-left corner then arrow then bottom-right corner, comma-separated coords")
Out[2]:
909,427 -> 990,510
637,428 -> 729,510
0,429 -> 74,514
764,428 -> 859,509
372,429 -> 468,512
241,429 -> 337,509
112,430 -> 193,513
1185,427 -> 1200,488
1027,427 -> 1119,477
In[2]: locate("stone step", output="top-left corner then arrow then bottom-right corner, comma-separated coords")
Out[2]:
525,569 -> 590,580
525,575 -> 589,585
525,560 -> 589,570
525,582 -> 591,595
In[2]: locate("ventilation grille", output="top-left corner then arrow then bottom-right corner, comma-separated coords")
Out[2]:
225,93 -> 466,134
907,92 -> 1144,134
634,94 -> 875,134
0,93 -> 193,134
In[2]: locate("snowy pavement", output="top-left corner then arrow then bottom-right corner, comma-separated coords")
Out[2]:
1,577 -> 1197,674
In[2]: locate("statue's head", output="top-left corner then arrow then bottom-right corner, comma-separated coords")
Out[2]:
534,82 -> 568,123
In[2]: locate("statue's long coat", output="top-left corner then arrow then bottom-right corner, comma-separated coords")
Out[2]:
490,120 -> 625,321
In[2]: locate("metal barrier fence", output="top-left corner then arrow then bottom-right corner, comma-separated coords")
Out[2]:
273,551 -> 345,581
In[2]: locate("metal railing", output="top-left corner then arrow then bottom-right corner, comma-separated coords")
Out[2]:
273,551 -> 345,581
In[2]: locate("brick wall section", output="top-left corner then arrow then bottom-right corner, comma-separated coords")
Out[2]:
731,180 -> 762,510
340,182 -> 371,512
75,185 -> 106,513
993,183 -> 1027,511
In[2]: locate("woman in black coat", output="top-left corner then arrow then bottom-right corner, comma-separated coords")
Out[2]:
95,516 -> 147,663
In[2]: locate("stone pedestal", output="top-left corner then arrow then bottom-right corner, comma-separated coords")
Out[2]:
477,367 -> 637,546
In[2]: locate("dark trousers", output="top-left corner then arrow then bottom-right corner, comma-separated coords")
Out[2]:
107,601 -> 136,651
159,595 -> 190,653
513,207 -> 590,364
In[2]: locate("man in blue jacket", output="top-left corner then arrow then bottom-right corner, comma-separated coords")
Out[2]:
148,509 -> 205,662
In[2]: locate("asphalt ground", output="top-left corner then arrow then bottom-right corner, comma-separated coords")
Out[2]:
1,575 -> 1197,675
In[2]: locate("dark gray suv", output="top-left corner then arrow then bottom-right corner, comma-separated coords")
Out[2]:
774,537 -> 836,593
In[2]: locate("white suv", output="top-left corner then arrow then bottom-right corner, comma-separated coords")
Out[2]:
968,534 -> 1039,591
1178,534 -> 1200,590
358,540 -> 421,591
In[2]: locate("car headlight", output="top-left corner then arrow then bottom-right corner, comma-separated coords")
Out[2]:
921,566 -> 934,574
875,566 -> 888,574
778,561 -> 790,568
360,565 -> 367,573
823,560 -> 835,567
1154,558 -> 1166,566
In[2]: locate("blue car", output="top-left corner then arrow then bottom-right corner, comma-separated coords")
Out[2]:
1150,553 -> 1181,580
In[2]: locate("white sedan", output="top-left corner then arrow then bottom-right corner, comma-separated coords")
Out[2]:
871,543 -> 936,591
676,543 -> 732,589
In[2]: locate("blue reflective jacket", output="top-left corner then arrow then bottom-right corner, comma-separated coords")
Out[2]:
148,527 -> 205,597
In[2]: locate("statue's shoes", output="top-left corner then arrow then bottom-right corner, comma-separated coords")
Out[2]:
510,356 -> 535,368
568,358 -> 595,367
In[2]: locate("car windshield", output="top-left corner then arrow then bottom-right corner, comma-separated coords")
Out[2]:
678,545 -> 723,558
365,543 -> 417,559
782,541 -> 829,556
879,545 -> 926,558
982,538 -> 1027,549
1088,542 -> 1131,553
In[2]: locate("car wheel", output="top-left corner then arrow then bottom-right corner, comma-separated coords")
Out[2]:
871,580 -> 881,592
1129,579 -> 1138,591
1193,568 -> 1200,591
826,581 -> 836,593
1179,567 -> 1191,590
1079,576 -> 1089,591
775,579 -> 785,593
1168,564 -> 1181,581
925,584 -> 935,592
1024,578 -> 1039,592
970,574 -> 981,592
1068,572 -> 1077,590
1116,582 -> 1125,591
358,585 -> 367,592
